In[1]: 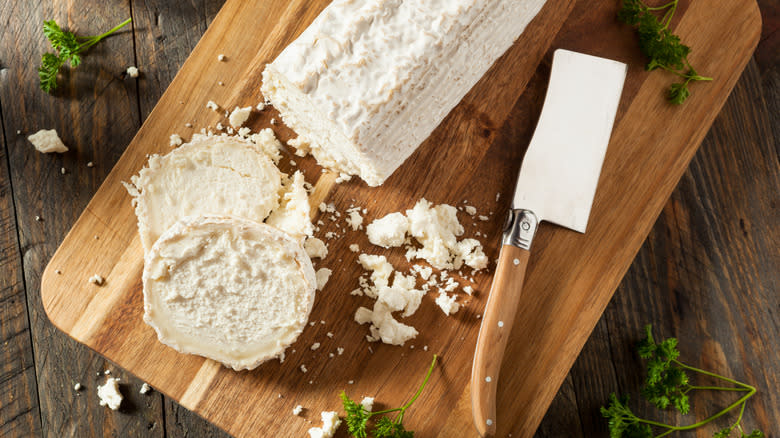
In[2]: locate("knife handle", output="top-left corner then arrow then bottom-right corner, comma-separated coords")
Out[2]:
471,244 -> 530,437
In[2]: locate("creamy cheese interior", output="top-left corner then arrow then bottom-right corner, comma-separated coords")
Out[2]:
126,134 -> 284,253
143,215 -> 316,370
262,0 -> 547,186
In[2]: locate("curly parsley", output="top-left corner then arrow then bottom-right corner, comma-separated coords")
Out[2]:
618,0 -> 712,104
38,18 -> 132,93
341,354 -> 437,438
601,325 -> 763,437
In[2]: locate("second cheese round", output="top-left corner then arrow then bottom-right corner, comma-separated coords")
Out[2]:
143,215 -> 316,370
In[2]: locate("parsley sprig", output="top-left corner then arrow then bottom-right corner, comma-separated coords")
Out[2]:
618,0 -> 712,104
38,18 -> 132,93
601,325 -> 763,438
341,354 -> 437,438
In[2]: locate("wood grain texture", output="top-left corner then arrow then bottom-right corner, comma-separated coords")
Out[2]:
37,1 -> 763,438
472,245 -> 530,437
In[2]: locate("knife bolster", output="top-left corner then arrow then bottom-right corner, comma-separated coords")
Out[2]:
502,209 -> 538,250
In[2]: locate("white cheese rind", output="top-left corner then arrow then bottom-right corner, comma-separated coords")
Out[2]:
262,0 -> 546,186
125,134 -> 284,253
143,215 -> 316,371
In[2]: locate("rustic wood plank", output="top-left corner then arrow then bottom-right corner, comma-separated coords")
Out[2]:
0,1 -> 165,436
130,1 -> 231,436
0,95 -> 42,437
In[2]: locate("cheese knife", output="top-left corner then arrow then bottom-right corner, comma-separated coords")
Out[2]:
471,49 -> 627,437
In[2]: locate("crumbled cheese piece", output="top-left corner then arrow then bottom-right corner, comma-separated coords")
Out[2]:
229,106 -> 253,128
97,377 -> 122,410
310,342 -> 321,351
360,397 -> 374,412
256,101 -> 266,111
366,212 -> 409,248
464,205 -> 477,216
478,215 -> 489,221
27,129 -> 68,153
316,268 -> 332,291
104,370 -> 111,375
304,237 -> 328,259
89,274 -> 104,286
326,332 -> 334,338
300,364 -> 308,373
238,127 -> 251,137
250,128 -> 284,164
35,215 -> 41,221
87,161 -> 94,167
74,383 -> 82,391
410,264 -> 432,281
293,405 -> 304,415
60,167 -> 66,175
217,54 -> 226,62
435,292 -> 460,315
349,244 -> 360,252
345,208 -> 363,231
308,411 -> 342,438
126,66 -> 139,78
463,285 -> 474,295
139,383 -> 151,394
270,118 -> 277,125
216,122 -> 224,131
287,136 -> 311,157
206,101 -> 219,111
335,173 -> 352,184
423,345 -> 428,351
218,81 -> 224,86
185,122 -> 193,128
169,134 -> 183,147
337,347 -> 344,355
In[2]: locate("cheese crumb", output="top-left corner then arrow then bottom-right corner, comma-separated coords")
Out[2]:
27,129 -> 68,153
74,383 -> 82,391
360,397 -> 374,412
256,101 -> 266,111
97,377 -> 122,410
335,173 -> 352,184
217,54 -> 226,62
88,274 -> 104,286
293,405 -> 303,415
349,244 -> 360,252
300,364 -> 308,373
478,215 -> 489,221
126,66 -> 139,78
435,293 -> 460,315
310,342 -> 321,351
206,101 -> 219,111
308,411 -> 342,438
337,347 -> 344,355
366,212 -> 409,248
304,237 -> 328,259
464,206 -> 477,216
139,383 -> 151,394
345,208 -> 363,231
229,106 -> 253,128
169,134 -> 183,147
316,268 -> 332,291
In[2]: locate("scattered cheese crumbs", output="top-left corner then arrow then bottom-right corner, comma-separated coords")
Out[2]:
74,383 -> 82,391
139,383 -> 151,394
335,173 -> 352,184
337,347 -> 344,355
349,244 -> 360,252
300,364 -> 308,373
304,237 -> 328,259
307,411 -> 342,438
97,377 -> 122,410
435,292 -> 460,315
126,66 -> 139,78
169,134 -> 183,147
28,129 -> 68,153
88,274 -> 104,286
360,397 -> 375,412
310,342 -> 321,351
206,101 -> 219,111
293,405 -> 304,416
366,212 -> 408,248
86,161 -> 94,167
229,106 -> 253,128
316,268 -> 332,291
217,54 -> 226,62
464,206 -> 477,215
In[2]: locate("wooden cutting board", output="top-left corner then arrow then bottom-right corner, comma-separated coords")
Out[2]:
40,1 -> 761,437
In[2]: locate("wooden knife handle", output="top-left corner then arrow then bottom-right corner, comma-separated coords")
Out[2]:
471,244 -> 531,437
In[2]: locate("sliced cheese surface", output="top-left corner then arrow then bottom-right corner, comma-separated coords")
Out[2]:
262,0 -> 546,186
143,215 -> 316,370
125,133 -> 284,253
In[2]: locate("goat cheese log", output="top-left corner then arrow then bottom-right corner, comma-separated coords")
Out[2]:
143,215 -> 316,370
262,0 -> 547,186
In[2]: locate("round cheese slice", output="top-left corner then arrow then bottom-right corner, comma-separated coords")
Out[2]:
143,215 -> 316,370
126,134 -> 284,253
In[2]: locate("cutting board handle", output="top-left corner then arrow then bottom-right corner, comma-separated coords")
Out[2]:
471,244 -> 530,437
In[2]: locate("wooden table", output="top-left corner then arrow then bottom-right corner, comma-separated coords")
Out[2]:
1,1 -> 776,437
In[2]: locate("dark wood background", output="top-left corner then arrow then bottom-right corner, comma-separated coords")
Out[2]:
0,1 -> 776,437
